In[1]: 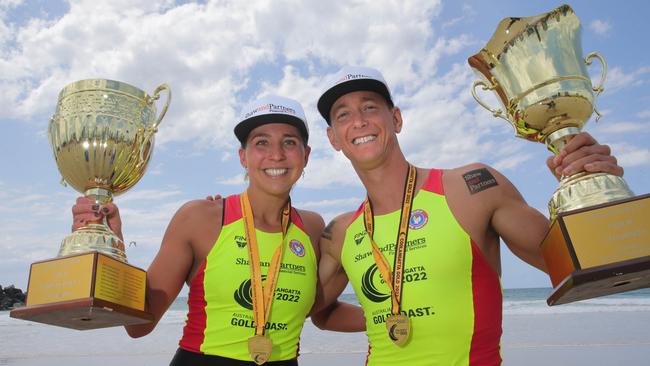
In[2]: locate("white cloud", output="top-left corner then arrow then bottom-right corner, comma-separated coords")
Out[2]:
147,162 -> 164,176
0,185 -> 75,266
218,173 -> 247,186
294,197 -> 361,210
593,121 -> 649,135
1,1 -> 265,146
395,62 -> 525,170
0,0 -> 465,156
589,19 -> 611,36
442,4 -> 476,29
0,0 -> 491,204
116,188 -> 183,203
300,153 -> 362,189
609,143 -> 650,167
251,0 -> 442,72
604,66 -> 650,93
492,151 -> 535,172
120,199 -> 185,233
637,109 -> 650,118
0,0 -> 23,8
294,197 -> 364,223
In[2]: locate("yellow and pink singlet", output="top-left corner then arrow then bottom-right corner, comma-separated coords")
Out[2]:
178,194 -> 317,362
341,169 -> 502,365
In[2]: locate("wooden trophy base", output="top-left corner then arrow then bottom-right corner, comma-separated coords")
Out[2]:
547,256 -> 650,306
10,251 -> 153,330
541,194 -> 650,306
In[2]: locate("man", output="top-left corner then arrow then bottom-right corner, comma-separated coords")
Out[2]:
311,66 -> 623,365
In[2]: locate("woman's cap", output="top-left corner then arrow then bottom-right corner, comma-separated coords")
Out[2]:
234,95 -> 309,144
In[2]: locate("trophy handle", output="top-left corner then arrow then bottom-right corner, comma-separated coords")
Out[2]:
471,79 -> 510,122
135,83 -> 171,167
136,127 -> 156,168
150,83 -> 172,130
585,52 -> 607,122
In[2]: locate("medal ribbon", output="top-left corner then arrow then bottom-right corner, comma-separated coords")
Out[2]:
363,165 -> 417,316
240,191 -> 291,337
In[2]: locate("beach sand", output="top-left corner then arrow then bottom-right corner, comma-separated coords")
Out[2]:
501,312 -> 650,365
2,311 -> 649,365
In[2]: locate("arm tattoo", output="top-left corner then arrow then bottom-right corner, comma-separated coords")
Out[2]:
463,168 -> 498,194
321,219 -> 336,240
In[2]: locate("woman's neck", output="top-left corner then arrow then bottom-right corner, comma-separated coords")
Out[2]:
244,186 -> 290,232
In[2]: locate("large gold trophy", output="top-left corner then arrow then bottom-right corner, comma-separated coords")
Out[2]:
468,4 -> 650,305
10,79 -> 171,329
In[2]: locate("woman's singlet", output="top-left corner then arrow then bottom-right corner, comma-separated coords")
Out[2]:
178,194 -> 317,362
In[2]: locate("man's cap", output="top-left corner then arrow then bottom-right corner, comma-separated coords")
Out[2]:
234,95 -> 309,145
317,65 -> 393,125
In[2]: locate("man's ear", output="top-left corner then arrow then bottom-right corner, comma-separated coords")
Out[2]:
392,106 -> 403,133
327,126 -> 342,151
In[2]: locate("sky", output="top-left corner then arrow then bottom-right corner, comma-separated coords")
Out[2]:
1,0 -> 648,293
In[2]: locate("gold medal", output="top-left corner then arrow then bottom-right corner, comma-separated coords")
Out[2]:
385,313 -> 410,346
364,165 -> 417,346
241,192 -> 291,364
248,335 -> 273,365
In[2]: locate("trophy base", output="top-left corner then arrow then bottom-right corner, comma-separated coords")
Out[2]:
9,296 -> 153,330
541,193 -> 650,305
9,251 -> 153,330
547,256 -> 650,306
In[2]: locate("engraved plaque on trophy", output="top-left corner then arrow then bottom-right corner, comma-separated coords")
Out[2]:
10,79 -> 171,328
467,4 -> 650,305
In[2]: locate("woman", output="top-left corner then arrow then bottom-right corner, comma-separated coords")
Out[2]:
72,95 -> 334,365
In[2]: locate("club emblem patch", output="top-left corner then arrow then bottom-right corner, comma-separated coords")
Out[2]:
409,209 -> 428,230
289,239 -> 305,257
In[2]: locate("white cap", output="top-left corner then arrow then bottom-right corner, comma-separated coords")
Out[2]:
234,95 -> 309,144
317,65 -> 393,124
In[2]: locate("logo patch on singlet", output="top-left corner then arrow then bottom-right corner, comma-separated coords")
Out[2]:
289,239 -> 305,257
234,275 -> 268,310
409,209 -> 428,230
361,264 -> 391,303
354,232 -> 366,245
234,278 -> 254,310
235,235 -> 247,248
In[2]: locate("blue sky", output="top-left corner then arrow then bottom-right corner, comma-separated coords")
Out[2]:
1,0 -> 648,292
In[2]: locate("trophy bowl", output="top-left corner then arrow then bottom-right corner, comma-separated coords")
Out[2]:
467,4 -> 634,218
468,4 -> 598,144
48,79 -> 171,261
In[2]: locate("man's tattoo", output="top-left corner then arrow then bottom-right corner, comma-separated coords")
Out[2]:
463,168 -> 498,194
321,219 -> 336,240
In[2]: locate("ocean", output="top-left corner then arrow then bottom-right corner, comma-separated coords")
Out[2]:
2,288 -> 650,364
167,287 -> 650,316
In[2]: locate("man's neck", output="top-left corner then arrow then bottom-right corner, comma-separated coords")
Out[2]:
355,153 -> 413,215
244,187 -> 290,232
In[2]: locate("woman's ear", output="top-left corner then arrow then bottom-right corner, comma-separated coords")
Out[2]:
238,147 -> 247,169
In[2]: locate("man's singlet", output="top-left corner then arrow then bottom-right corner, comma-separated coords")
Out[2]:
178,194 -> 317,362
341,169 -> 502,366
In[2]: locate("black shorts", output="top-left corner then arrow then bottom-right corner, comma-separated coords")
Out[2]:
169,348 -> 299,366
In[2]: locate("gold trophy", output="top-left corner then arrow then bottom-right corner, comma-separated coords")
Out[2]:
468,4 -> 650,305
10,79 -> 171,329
